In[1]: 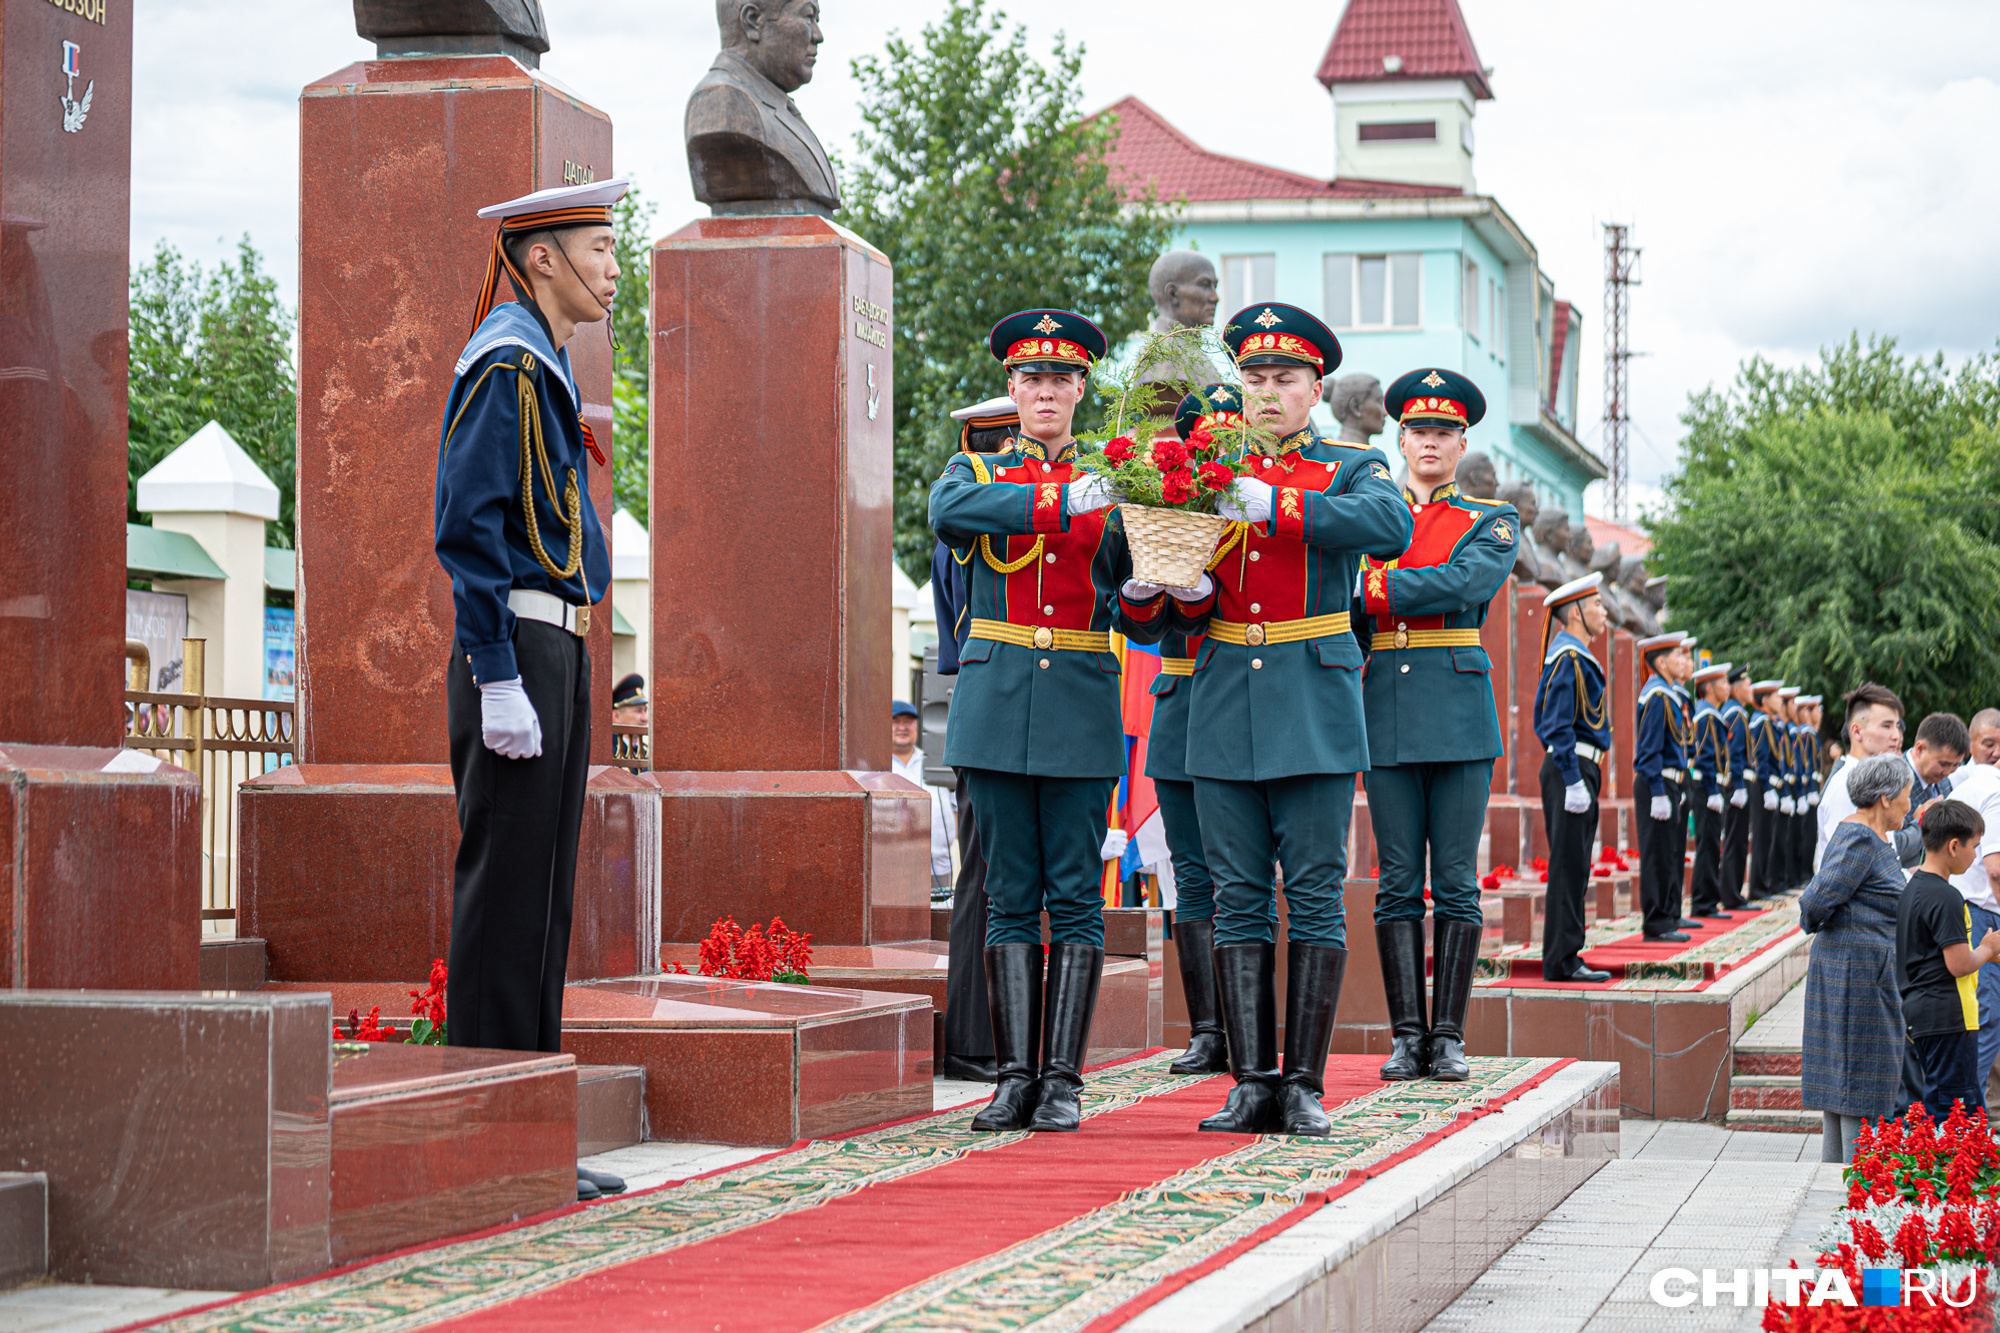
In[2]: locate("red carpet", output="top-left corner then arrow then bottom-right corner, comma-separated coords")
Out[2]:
1491,901 -> 1797,990
429,1066 -> 1411,1333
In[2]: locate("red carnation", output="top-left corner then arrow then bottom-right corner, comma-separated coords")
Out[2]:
1187,426 -> 1214,448
1197,461 -> 1237,492
1151,437 -> 1191,470
1160,469 -> 1196,504
1103,436 -> 1136,464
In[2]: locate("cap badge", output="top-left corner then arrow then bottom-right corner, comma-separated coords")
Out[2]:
1033,315 -> 1062,334
1254,308 -> 1282,328
1421,370 -> 1447,388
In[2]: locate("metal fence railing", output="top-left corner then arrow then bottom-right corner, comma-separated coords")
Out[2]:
123,639 -> 294,926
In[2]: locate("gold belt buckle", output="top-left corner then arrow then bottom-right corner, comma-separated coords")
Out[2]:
1032,626 -> 1054,650
575,606 -> 591,637
1244,623 -> 1266,647
1393,627 -> 1409,649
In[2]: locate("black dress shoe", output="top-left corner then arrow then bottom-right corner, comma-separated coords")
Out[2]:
577,1166 -> 626,1194
1562,962 -> 1612,983
576,1174 -> 602,1202
940,1053 -> 998,1082
1679,918 -> 1706,929
1643,931 -> 1690,943
1691,909 -> 1733,920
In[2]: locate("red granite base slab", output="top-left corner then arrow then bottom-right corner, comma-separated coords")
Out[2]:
577,1065 -> 646,1155
0,746 -> 201,989
238,764 -> 659,983
329,1044 -> 576,1264
200,938 -> 269,990
0,1173 -> 48,1289
0,991 -> 332,1289
650,771 -> 928,946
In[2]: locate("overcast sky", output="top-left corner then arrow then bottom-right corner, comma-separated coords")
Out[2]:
133,0 -> 2000,518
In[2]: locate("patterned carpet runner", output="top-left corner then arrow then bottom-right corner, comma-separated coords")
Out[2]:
1474,892 -> 1801,991
136,1053 -> 1567,1333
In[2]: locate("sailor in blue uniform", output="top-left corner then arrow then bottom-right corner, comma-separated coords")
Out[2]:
1719,667 -> 1753,909
1746,679 -> 1787,899
1687,661 -> 1736,919
1535,574 -> 1613,983
1633,631 -> 1695,940
1357,368 -> 1516,1083
434,179 -> 624,1202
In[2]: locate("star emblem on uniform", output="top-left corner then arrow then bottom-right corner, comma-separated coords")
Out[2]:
1254,308 -> 1282,328
1421,370 -> 1447,388
1033,315 -> 1062,334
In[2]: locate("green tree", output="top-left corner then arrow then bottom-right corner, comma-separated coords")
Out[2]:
610,184 -> 657,527
1648,336 -> 2000,722
128,238 -> 298,544
837,0 -> 1177,579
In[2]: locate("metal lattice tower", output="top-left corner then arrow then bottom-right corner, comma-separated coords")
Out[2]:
1602,223 -> 1640,522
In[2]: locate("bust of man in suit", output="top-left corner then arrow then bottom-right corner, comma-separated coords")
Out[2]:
686,0 -> 840,215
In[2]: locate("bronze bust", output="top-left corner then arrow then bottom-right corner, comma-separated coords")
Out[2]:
1497,479 -> 1543,584
1135,251 -> 1224,410
353,0 -> 548,64
1326,374 -> 1386,446
1458,451 -> 1498,500
686,0 -> 839,216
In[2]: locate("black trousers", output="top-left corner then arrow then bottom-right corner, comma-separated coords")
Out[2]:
943,768 -> 992,1061
1540,755 -> 1599,979
1793,804 -> 1816,887
1690,797 -> 1725,914
1634,774 -> 1685,937
1720,797 -> 1750,909
445,620 -> 591,1054
1748,783 -> 1777,899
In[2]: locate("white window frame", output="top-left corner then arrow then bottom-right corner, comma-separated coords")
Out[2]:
1323,252 -> 1422,331
1461,256 -> 1480,341
1222,254 -> 1276,315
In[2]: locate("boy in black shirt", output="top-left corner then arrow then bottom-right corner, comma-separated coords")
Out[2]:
1898,800 -> 2000,1118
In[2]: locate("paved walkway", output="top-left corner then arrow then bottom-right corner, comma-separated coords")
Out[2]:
1423,1121 -> 1843,1332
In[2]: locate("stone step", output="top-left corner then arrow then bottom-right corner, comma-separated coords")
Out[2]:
1725,1106 -> 1820,1133
576,1064 -> 645,1156
199,936 -> 267,990
1729,1074 -> 1805,1112
0,1172 -> 47,1290
1735,1049 -> 1802,1075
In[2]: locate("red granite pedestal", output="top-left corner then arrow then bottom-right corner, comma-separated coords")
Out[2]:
238,764 -> 659,982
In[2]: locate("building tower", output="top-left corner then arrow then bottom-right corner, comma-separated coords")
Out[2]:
1316,0 -> 1494,191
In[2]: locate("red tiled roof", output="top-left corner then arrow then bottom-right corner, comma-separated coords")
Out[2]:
1584,515 -> 1650,558
1316,0 -> 1493,100
1099,97 -> 1461,204
1547,299 -> 1574,409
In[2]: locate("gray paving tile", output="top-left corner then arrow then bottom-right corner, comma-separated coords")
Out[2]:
0,1286 -> 231,1333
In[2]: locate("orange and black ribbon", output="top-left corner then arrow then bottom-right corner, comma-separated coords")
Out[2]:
468,204 -> 615,337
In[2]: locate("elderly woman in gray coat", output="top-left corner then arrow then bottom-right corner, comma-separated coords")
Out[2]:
1799,751 -> 1914,1163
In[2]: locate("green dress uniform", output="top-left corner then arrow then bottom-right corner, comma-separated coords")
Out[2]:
1166,305 -> 1414,1136
929,308 -> 1141,1135
1355,367 -> 1514,1084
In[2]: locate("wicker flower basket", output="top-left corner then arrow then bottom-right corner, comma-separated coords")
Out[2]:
1119,505 -> 1229,588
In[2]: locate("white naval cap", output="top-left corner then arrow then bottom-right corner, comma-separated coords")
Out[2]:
950,395 -> 1020,423
1543,571 -> 1602,610
1635,631 -> 1689,652
477,178 -> 630,221
1692,660 -> 1730,684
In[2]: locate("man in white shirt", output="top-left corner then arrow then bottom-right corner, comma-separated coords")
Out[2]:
892,700 -> 957,886
1970,709 -> 2000,768
1816,682 -> 1905,870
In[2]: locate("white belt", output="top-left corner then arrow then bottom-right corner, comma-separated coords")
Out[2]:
508,588 -> 590,637
1575,742 -> 1607,764
1742,768 -> 1756,780
1661,768 -> 1685,783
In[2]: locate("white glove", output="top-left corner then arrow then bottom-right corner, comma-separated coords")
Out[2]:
1780,797 -> 1797,815
1563,780 -> 1591,814
479,678 -> 543,759
1121,578 -> 1165,602
1166,573 -> 1214,603
1706,793 -> 1724,814
1807,791 -> 1819,807
1100,828 -> 1129,862
1066,474 -> 1118,516
1649,794 -> 1673,821
1730,787 -> 1748,809
1763,789 -> 1779,811
1215,477 -> 1274,525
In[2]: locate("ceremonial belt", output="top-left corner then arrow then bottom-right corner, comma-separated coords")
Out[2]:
1160,656 -> 1195,676
1660,767 -> 1685,783
508,588 -> 590,637
1575,742 -> 1607,765
969,619 -> 1111,653
1207,612 -> 1350,647
1369,628 -> 1482,651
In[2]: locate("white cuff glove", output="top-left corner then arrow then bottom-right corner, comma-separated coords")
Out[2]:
1216,477 -> 1274,525
1763,789 -> 1779,811
1120,578 -> 1164,602
1706,793 -> 1725,814
479,677 -> 543,760
1730,787 -> 1748,809
1807,791 -> 1819,807
1100,828 -> 1129,862
1066,474 -> 1118,516
1563,780 -> 1591,814
1780,797 -> 1797,815
1649,794 -> 1673,821
1166,573 -> 1214,603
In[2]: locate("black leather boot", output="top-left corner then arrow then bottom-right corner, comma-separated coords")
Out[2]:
1278,942 -> 1347,1135
1028,942 -> 1103,1132
1375,919 -> 1429,1081
970,944 -> 1042,1132
1428,920 -> 1481,1081
1169,919 -> 1229,1075
1199,943 -> 1280,1133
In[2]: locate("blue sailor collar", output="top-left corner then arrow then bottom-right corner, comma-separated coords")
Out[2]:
1695,697 -> 1722,716
455,301 -> 580,414
1638,674 -> 1676,704
1544,628 -> 1598,665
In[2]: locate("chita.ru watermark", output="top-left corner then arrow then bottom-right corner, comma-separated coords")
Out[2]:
1648,1266 -> 1980,1309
